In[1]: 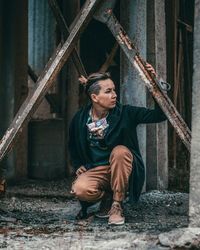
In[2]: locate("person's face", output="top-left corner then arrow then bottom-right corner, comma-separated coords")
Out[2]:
91,79 -> 117,109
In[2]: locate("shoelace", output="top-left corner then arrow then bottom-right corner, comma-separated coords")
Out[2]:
108,204 -> 122,216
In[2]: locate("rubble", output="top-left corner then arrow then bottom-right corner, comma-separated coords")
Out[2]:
0,179 -> 195,249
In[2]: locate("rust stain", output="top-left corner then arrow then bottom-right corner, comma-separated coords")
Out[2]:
118,30 -> 133,50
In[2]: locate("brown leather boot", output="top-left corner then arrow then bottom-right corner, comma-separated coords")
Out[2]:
0,179 -> 6,197
108,201 -> 125,225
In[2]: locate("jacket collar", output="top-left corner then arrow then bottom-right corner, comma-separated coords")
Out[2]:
106,101 -> 122,139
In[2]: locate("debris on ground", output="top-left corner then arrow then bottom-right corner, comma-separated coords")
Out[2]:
0,179 -> 199,249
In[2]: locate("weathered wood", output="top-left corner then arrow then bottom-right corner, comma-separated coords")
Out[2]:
95,8 -> 191,152
189,0 -> 200,227
28,65 -> 59,112
0,0 -> 101,162
48,0 -> 87,77
99,42 -> 118,73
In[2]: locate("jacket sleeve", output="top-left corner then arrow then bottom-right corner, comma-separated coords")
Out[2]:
68,114 -> 83,170
129,101 -> 167,125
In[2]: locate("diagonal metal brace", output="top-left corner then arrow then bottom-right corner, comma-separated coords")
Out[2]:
94,2 -> 191,152
0,0 -> 101,162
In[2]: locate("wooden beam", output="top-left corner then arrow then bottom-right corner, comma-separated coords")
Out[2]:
0,0 -> 101,162
28,64 -> 59,112
48,0 -> 87,77
99,42 -> 118,73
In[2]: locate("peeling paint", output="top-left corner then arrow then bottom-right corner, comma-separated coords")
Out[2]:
119,30 -> 132,50
0,128 -> 14,152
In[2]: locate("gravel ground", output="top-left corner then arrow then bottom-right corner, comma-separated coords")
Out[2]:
0,178 -> 197,249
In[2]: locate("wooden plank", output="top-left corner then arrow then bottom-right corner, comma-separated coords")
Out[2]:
28,64 -> 59,111
0,0 -> 101,162
99,42 -> 118,73
48,0 -> 87,77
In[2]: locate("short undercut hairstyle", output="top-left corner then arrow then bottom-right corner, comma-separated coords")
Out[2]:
85,72 -> 111,98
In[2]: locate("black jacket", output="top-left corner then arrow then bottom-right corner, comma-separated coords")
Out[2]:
68,102 -> 167,203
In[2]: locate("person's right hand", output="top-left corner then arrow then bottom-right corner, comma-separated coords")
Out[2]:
76,166 -> 87,176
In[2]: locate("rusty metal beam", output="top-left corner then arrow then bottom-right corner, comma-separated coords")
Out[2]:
0,0 -> 101,162
94,7 -> 191,151
48,0 -> 87,77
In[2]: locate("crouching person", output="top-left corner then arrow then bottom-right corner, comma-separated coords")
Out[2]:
69,70 -> 166,225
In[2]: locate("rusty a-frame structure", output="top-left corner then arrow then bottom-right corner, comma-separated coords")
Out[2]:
0,0 -> 199,226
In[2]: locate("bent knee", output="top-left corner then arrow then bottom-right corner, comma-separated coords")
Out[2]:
72,180 -> 100,202
110,145 -> 133,160
72,181 -> 87,199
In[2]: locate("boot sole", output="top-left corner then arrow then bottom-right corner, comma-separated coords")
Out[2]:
108,220 -> 125,225
95,214 -> 109,218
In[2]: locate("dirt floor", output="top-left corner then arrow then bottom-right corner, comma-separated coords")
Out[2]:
0,178 -> 199,249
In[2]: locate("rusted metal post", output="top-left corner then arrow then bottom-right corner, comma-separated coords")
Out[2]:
95,7 -> 191,152
189,0 -> 200,227
0,0 -> 101,162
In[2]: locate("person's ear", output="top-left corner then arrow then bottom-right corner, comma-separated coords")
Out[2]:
91,93 -> 98,103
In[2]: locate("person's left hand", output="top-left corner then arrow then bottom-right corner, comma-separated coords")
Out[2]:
146,62 -> 157,77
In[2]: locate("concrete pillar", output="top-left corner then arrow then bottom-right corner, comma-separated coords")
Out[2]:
0,0 -> 28,179
120,0 -> 147,189
189,0 -> 200,227
28,0 -> 56,119
146,1 -> 168,190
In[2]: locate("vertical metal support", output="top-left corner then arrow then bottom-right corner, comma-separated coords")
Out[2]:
189,0 -> 200,227
146,0 -> 168,190
29,0 -> 56,73
28,0 -> 57,119
120,0 -> 147,189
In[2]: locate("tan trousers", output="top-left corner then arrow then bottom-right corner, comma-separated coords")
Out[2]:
71,145 -> 133,202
